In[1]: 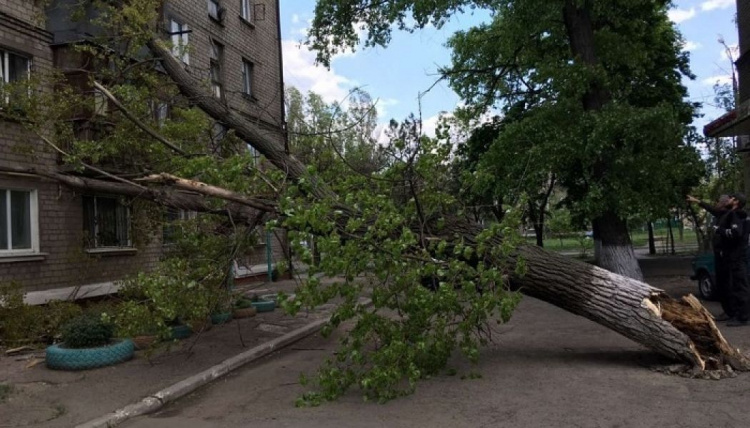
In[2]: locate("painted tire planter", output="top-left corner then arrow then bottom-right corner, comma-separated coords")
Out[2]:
210,312 -> 233,325
250,300 -> 275,313
46,339 -> 134,371
170,325 -> 192,340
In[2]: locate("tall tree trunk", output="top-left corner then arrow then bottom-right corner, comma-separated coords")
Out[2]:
562,0 -> 641,279
592,212 -> 643,281
528,201 -> 544,247
647,221 -> 656,255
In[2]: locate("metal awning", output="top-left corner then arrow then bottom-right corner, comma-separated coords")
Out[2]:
704,100 -> 750,138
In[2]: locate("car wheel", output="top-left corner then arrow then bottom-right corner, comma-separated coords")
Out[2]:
697,271 -> 715,301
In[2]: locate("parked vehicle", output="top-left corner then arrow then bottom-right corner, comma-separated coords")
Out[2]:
690,253 -> 716,301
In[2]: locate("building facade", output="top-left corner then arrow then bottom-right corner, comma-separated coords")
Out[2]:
704,1 -> 750,191
0,0 -> 287,303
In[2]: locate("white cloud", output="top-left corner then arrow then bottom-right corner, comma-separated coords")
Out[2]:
702,74 -> 734,86
291,14 -> 300,24
282,40 -> 354,103
701,0 -> 734,11
682,41 -> 702,52
373,98 -> 399,120
668,7 -> 697,24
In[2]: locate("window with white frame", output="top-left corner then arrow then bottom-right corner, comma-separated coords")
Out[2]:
240,0 -> 252,21
241,60 -> 253,97
246,142 -> 259,166
0,188 -> 38,254
169,19 -> 190,64
152,101 -> 169,127
83,196 -> 131,248
0,49 -> 31,104
210,40 -> 223,99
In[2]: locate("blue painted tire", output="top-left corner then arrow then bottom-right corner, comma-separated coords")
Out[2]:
251,300 -> 275,312
46,339 -> 134,371
210,312 -> 233,325
170,325 -> 192,340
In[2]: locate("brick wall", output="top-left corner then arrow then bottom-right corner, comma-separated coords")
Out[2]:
0,1 -> 287,295
0,174 -> 162,293
164,0 -> 285,146
0,0 -> 45,25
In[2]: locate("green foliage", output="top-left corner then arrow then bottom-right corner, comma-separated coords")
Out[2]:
61,313 -> 114,349
0,282 -> 44,346
0,283 -> 83,346
280,116 -> 524,404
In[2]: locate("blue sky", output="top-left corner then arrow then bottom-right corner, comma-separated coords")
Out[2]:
280,1 -> 738,137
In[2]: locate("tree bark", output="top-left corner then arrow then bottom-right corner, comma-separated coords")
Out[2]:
592,212 -> 643,281
141,35 -> 748,373
512,245 -> 750,371
0,164 -> 267,227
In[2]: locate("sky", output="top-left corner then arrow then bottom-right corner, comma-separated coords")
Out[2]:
280,1 -> 739,139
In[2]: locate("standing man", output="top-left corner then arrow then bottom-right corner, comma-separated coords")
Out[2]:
687,194 -> 734,320
719,193 -> 750,326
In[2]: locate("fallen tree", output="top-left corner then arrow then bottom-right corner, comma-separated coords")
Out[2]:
142,36 -> 750,374
5,1 -> 746,403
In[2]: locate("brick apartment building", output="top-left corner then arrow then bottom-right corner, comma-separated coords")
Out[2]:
0,0 -> 287,304
704,0 -> 750,190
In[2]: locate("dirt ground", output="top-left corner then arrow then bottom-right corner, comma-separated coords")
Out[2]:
120,255 -> 750,428
2,255 -> 745,428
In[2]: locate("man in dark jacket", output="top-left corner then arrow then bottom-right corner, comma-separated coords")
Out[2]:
714,193 -> 750,326
688,194 -> 734,319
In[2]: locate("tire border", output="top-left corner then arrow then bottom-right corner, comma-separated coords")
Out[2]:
46,339 -> 134,371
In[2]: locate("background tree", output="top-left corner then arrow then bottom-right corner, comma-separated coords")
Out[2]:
308,0 -> 702,281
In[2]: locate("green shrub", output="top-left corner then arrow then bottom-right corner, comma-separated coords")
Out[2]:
42,301 -> 83,341
0,282 -> 44,346
61,314 -> 114,348
114,301 -> 166,339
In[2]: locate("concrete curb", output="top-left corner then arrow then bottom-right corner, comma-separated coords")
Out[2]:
75,317 -> 329,428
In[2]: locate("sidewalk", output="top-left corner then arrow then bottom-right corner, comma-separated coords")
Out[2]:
0,276 -> 334,428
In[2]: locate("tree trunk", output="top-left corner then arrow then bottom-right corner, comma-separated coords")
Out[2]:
562,1 -> 641,279
667,216 -> 676,255
647,222 -> 656,255
592,212 -> 644,281
512,245 -> 749,372
142,35 -> 749,374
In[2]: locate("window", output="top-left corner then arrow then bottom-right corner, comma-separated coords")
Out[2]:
83,196 -> 131,248
93,89 -> 108,116
0,50 -> 31,104
247,143 -> 259,166
208,0 -> 221,20
169,19 -> 190,64
163,208 -> 197,245
152,101 -> 169,127
241,60 -> 253,97
210,40 -> 223,99
0,189 -> 38,254
240,0 -> 252,21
